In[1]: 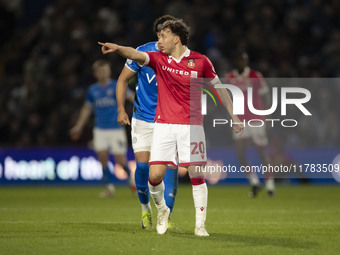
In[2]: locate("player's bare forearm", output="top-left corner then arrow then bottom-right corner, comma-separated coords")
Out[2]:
216,88 -> 234,118
116,45 -> 146,65
116,67 -> 135,126
75,104 -> 92,128
216,87 -> 243,133
117,66 -> 135,111
117,71 -> 129,113
215,80 -> 236,118
69,104 -> 92,140
98,42 -> 146,65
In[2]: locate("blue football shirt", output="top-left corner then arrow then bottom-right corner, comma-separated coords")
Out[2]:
125,42 -> 158,123
85,80 -> 122,129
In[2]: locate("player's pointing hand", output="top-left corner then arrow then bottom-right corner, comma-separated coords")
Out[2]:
98,42 -> 117,54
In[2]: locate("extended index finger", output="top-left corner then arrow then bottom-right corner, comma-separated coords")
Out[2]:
97,42 -> 105,46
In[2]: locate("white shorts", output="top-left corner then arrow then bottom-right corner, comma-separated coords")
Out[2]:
131,118 -> 154,153
93,128 -> 127,154
233,121 -> 268,146
150,123 -> 207,168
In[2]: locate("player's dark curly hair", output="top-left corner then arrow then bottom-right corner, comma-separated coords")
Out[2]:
160,19 -> 190,46
153,15 -> 177,34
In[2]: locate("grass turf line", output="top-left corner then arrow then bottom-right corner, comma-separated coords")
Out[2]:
0,185 -> 339,255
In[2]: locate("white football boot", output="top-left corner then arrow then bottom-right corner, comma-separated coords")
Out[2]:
156,207 -> 170,234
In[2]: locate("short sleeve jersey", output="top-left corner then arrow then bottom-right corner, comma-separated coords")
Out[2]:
125,42 -> 159,123
145,48 -> 218,125
85,80 -> 122,129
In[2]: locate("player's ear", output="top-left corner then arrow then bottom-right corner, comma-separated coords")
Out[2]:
174,35 -> 180,44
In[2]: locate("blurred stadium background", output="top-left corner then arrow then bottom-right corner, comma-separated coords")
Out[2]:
0,1 -> 339,254
0,0 -> 339,184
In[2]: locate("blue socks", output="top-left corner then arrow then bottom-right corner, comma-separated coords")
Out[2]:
135,162 -> 150,204
135,163 -> 178,213
102,165 -> 113,184
164,168 -> 178,213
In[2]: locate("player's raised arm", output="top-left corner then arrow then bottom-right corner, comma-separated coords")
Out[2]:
98,42 -> 147,66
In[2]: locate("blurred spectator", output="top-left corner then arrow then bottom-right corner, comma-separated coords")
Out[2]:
0,0 -> 339,148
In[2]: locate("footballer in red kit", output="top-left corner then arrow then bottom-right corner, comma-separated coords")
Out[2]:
144,49 -> 218,168
226,66 -> 268,122
98,19 -> 243,237
145,49 -> 218,125
226,51 -> 275,198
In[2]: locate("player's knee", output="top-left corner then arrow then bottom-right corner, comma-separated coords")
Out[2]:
148,171 -> 164,184
149,165 -> 166,183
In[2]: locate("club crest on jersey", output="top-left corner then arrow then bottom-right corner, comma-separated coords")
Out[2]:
188,59 -> 195,68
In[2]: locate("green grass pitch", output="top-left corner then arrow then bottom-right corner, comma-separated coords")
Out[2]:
0,184 -> 339,255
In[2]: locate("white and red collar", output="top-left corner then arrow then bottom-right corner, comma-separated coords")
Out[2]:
168,47 -> 190,63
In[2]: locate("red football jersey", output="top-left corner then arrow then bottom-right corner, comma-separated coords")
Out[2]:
145,48 -> 218,125
225,67 -> 269,121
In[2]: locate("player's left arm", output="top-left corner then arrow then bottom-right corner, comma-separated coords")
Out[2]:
116,66 -> 136,126
69,104 -> 92,140
126,89 -> 135,104
203,56 -> 243,134
215,81 -> 243,134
